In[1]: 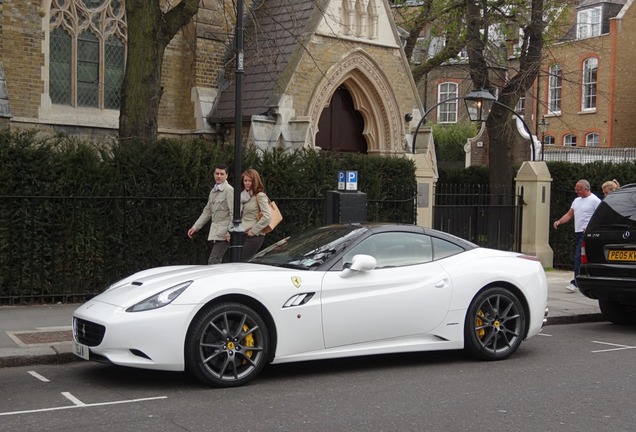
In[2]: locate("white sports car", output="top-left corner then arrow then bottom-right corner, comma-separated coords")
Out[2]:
73,223 -> 548,387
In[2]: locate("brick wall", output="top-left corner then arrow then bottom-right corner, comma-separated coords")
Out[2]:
1,0 -> 231,135
1,1 -> 44,119
541,35 -> 612,147
159,0 -> 234,132
159,24 -> 197,131
612,5 -> 636,148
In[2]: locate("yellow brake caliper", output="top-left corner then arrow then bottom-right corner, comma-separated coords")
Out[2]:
476,310 -> 486,339
242,324 -> 255,363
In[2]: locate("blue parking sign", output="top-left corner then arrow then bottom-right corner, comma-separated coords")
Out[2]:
337,171 -> 345,190
345,171 -> 358,191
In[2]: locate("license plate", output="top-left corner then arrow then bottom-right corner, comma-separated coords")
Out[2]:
72,341 -> 90,360
607,250 -> 636,261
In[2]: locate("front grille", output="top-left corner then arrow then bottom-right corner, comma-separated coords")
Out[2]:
73,317 -> 106,347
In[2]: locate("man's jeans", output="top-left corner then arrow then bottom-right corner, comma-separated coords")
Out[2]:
573,231 -> 584,286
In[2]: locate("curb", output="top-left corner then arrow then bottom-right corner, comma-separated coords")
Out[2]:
0,343 -> 79,368
545,313 -> 605,326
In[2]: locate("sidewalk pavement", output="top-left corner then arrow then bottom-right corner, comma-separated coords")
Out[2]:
0,270 -> 603,368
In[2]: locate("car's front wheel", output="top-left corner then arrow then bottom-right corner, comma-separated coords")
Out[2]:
464,287 -> 526,360
598,300 -> 636,325
185,302 -> 269,387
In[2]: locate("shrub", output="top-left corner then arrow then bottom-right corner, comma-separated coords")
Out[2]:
0,132 -> 416,302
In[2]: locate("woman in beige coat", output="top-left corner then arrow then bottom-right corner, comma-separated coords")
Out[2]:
239,168 -> 271,260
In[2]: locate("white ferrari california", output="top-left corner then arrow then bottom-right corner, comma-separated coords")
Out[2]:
73,223 -> 548,387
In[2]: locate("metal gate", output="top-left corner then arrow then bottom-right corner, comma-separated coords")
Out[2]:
433,184 -> 523,252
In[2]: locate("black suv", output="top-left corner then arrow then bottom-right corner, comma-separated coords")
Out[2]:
577,183 -> 636,324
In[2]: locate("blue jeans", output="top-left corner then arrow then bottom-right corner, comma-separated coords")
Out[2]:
573,231 -> 584,286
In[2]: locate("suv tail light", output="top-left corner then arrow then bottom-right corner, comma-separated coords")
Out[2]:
581,240 -> 587,264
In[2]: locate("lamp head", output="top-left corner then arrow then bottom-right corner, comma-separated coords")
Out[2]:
464,89 -> 495,122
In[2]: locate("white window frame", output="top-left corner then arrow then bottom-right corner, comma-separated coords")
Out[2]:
577,6 -> 602,39
585,133 -> 600,147
437,82 -> 458,123
582,58 -> 598,111
544,135 -> 555,145
563,134 -> 577,147
515,96 -> 525,116
548,64 -> 562,114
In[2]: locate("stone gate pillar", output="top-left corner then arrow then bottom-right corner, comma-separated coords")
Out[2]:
411,125 -> 437,228
515,161 -> 553,267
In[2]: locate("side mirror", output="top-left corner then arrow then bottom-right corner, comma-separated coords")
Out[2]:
339,254 -> 377,278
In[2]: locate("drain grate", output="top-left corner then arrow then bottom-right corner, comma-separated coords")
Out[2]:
7,329 -> 73,347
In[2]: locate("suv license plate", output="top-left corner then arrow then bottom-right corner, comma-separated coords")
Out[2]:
73,341 -> 90,360
607,250 -> 636,261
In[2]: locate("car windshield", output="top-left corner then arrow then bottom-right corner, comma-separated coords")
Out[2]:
248,225 -> 367,270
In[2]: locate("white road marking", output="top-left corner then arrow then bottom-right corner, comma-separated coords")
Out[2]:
62,392 -> 85,406
538,333 -> 552,337
27,371 -> 50,382
0,396 -> 167,417
591,340 -> 636,353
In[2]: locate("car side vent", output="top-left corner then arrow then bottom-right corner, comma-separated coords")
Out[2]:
283,293 -> 315,308
131,281 -> 143,286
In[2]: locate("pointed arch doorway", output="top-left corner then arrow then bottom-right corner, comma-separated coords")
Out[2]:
315,85 -> 367,153
308,52 -> 405,154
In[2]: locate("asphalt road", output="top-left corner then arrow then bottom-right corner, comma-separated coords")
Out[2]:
1,321 -> 635,432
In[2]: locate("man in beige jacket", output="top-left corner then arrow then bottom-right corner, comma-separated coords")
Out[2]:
188,163 -> 234,264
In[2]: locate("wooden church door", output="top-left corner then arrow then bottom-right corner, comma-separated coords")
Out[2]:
316,85 -> 367,153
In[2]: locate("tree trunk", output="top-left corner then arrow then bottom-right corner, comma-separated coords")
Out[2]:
464,0 -> 545,188
486,106 -> 514,188
119,0 -> 200,141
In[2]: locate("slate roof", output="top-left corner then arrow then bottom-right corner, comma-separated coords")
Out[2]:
208,0 -> 316,122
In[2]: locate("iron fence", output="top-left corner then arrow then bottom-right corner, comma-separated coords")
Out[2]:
543,145 -> 636,163
433,184 -> 523,252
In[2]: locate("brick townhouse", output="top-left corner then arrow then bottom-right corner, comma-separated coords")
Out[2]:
414,0 -> 636,163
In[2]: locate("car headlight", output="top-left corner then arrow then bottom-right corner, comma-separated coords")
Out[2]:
126,281 -> 192,312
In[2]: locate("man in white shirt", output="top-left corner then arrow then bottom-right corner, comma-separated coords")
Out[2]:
553,179 -> 601,292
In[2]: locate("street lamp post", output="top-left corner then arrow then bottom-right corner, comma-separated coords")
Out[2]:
411,89 -> 535,161
538,117 -> 549,161
230,0 -> 245,263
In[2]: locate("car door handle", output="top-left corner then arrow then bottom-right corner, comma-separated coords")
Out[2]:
435,279 -> 448,288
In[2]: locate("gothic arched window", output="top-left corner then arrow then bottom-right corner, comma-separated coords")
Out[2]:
49,0 -> 127,109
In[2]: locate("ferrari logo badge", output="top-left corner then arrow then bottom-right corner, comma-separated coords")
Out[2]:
291,276 -> 301,288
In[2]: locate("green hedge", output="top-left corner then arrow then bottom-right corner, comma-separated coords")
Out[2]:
0,131 -> 416,302
433,122 -> 478,162
547,161 -> 636,268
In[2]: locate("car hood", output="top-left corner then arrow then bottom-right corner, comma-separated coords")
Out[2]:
93,263 -> 279,307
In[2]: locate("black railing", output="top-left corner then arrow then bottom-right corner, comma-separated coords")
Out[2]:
433,184 -> 523,252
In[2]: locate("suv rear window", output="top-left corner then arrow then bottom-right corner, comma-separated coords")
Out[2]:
587,184 -> 636,230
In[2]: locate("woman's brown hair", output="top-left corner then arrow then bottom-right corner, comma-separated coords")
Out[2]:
241,168 -> 265,194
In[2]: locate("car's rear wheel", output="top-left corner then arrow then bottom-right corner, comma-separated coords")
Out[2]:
464,287 -> 526,360
185,302 -> 269,387
598,300 -> 636,325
